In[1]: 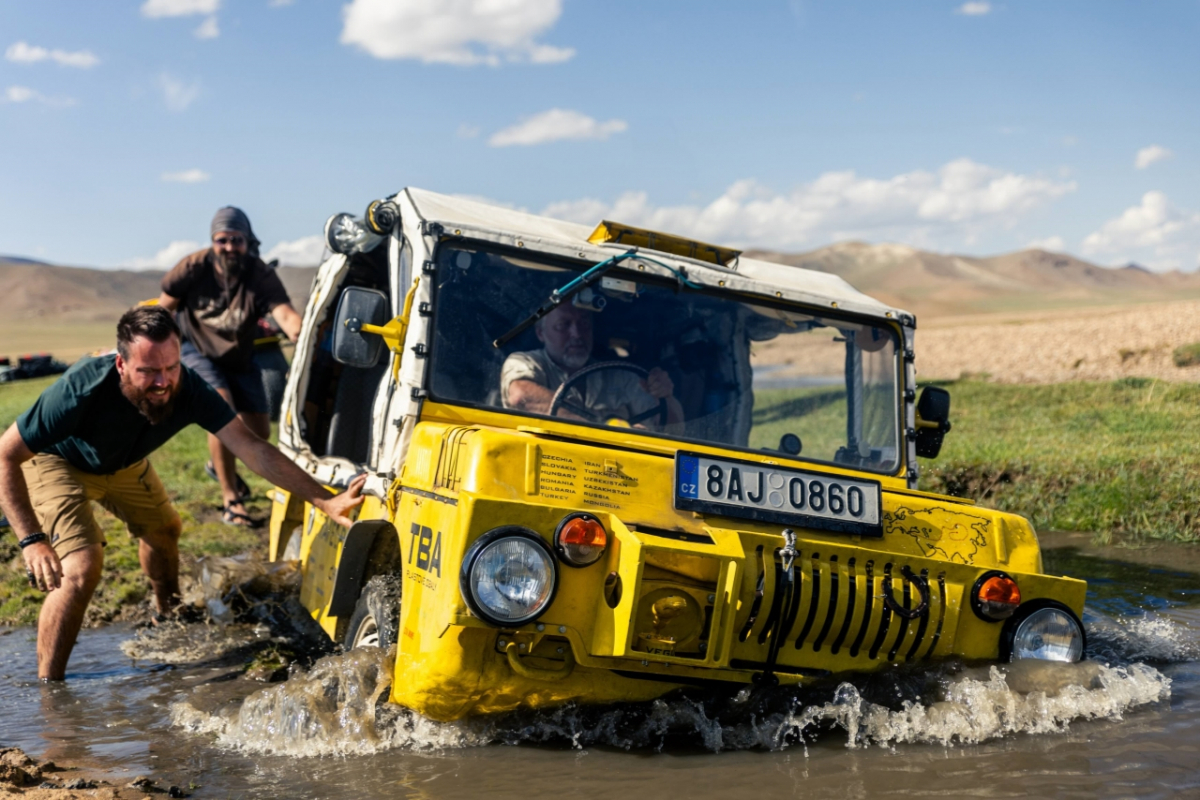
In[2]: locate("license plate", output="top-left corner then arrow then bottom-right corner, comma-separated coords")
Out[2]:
674,452 -> 883,537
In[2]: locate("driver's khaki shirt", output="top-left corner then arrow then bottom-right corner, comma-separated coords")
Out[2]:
500,349 -> 661,428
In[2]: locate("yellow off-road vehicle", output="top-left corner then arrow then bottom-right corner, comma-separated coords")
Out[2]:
268,189 -> 1087,722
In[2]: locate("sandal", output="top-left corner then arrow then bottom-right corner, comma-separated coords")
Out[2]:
222,502 -> 262,528
205,461 -> 252,501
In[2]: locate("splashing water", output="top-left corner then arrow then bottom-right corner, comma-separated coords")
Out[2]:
169,646 -> 1172,756
781,662 -> 1169,749
159,551 -> 1188,758
1086,611 -> 1200,664
122,620 -> 272,664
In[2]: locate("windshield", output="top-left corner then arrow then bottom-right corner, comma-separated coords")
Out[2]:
428,244 -> 901,474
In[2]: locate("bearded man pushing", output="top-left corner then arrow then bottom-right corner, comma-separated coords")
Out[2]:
0,306 -> 364,680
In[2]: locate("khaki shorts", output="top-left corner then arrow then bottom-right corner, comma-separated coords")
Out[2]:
21,454 -> 180,558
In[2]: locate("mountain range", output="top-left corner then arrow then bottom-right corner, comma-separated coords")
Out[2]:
746,243 -> 1200,317
4,243 -> 1200,324
0,258 -> 318,321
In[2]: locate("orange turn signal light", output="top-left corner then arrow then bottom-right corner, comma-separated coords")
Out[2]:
555,514 -> 608,567
972,572 -> 1021,621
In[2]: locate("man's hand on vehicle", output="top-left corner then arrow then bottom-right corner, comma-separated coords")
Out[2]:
316,473 -> 367,527
23,541 -> 63,592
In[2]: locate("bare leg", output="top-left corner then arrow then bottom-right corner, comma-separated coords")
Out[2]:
208,386 -> 243,508
138,519 -> 182,614
219,410 -> 271,524
37,544 -> 104,681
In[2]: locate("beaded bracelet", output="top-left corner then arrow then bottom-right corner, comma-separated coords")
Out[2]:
18,532 -> 48,549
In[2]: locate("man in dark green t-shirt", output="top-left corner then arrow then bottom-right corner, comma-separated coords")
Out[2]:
0,306 -> 364,680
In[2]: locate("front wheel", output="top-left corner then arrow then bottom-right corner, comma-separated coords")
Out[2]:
343,575 -> 402,650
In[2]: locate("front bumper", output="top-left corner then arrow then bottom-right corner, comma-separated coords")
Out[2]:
391,496 -> 1087,720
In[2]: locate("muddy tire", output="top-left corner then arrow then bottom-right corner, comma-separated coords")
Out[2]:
343,575 -> 401,650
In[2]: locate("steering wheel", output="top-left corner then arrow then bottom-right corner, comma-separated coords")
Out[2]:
547,360 -> 668,427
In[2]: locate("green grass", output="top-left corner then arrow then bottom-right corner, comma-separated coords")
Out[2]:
1173,342 -> 1200,368
1,376 -> 272,626
919,378 -> 1200,544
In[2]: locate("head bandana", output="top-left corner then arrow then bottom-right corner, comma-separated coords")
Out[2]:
210,206 -> 261,258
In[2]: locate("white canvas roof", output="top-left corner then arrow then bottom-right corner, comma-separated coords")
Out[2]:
400,187 -> 911,325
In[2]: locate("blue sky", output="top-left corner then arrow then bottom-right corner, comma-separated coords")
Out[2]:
2,0 -> 1198,271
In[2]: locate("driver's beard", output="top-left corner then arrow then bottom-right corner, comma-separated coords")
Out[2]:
558,348 -> 590,371
120,376 -> 177,425
214,248 -> 245,280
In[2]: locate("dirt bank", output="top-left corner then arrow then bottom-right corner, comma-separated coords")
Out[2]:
0,747 -> 190,799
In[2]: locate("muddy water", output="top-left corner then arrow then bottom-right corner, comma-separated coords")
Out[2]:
1,549 -> 1198,799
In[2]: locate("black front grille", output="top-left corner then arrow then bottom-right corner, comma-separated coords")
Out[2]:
733,547 -> 948,669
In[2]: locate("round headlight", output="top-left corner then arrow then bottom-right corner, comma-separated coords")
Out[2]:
554,513 -> 608,567
324,212 -> 383,256
1006,603 -> 1085,663
460,527 -> 557,627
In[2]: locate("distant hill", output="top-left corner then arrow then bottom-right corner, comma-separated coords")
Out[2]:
0,258 -> 318,321
0,255 -> 53,266
4,244 -> 1199,325
745,243 -> 1200,317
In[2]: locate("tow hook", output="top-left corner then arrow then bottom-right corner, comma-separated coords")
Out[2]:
754,528 -> 798,688
505,641 -> 576,681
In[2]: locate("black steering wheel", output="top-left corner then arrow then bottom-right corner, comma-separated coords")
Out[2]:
547,360 -> 668,427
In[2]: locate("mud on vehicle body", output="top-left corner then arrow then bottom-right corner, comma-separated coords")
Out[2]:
268,188 -> 1087,722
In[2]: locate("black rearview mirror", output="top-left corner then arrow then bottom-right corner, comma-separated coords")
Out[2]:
915,386 -> 952,459
332,287 -> 388,368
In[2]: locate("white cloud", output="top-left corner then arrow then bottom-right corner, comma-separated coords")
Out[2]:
269,0 -> 294,5
125,240 -> 202,270
4,85 -> 36,103
263,235 -> 326,266
340,0 -> 574,66
1027,236 -> 1066,252
489,109 -> 627,147
2,85 -> 75,106
1135,144 -> 1173,169
194,16 -> 220,39
141,0 -> 219,18
159,73 -> 200,111
1082,191 -> 1200,271
956,2 -> 992,15
540,158 -> 1076,252
161,168 -> 210,183
6,41 -> 99,68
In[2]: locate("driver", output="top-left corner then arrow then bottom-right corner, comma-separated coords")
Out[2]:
501,302 -> 682,429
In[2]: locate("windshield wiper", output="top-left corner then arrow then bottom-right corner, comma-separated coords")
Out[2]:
492,251 -> 704,349
492,251 -> 633,349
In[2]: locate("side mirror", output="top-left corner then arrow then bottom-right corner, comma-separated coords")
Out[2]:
915,386 -> 952,459
332,287 -> 388,367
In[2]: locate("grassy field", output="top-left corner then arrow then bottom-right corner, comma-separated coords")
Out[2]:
920,377 -> 1200,544
1,375 -> 272,627
0,321 -> 118,364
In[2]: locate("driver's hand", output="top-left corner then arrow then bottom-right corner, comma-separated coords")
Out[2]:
641,367 -> 674,399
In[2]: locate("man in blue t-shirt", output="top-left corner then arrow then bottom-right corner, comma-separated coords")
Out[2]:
0,306 -> 365,680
